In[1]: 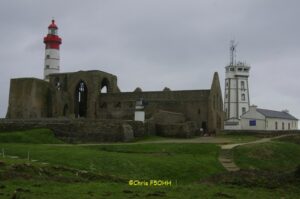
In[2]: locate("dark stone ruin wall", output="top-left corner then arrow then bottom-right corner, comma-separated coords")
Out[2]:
152,110 -> 186,124
207,72 -> 224,133
97,90 -> 210,129
5,71 -> 225,138
97,72 -> 225,134
156,121 -> 199,138
0,119 -> 144,143
6,78 -> 52,119
48,70 -> 120,119
150,110 -> 199,138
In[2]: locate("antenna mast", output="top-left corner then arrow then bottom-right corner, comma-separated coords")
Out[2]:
230,40 -> 238,65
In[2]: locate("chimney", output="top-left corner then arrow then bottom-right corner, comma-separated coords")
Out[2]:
249,105 -> 257,112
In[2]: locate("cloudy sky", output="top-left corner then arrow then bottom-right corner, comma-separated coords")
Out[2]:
0,0 -> 299,122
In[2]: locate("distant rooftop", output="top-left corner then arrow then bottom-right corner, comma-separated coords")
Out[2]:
257,108 -> 298,120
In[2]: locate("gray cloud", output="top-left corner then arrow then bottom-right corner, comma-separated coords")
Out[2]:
0,0 -> 299,122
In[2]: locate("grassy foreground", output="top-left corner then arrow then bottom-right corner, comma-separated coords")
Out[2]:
234,136 -> 300,171
0,129 -> 300,198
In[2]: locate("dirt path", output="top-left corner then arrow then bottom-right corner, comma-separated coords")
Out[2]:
218,134 -> 296,172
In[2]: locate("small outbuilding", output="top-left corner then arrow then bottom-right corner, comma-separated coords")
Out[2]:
241,105 -> 298,130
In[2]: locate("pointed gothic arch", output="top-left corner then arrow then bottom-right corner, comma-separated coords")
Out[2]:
74,80 -> 88,118
100,78 -> 110,93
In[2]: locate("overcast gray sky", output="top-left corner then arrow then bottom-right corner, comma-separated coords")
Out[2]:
0,0 -> 299,122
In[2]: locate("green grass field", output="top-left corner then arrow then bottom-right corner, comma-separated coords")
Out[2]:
0,129 -> 300,198
0,129 -> 63,144
218,134 -> 260,143
234,141 -> 300,171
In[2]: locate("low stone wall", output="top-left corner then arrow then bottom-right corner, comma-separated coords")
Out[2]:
0,118 -> 202,141
0,119 -> 146,143
156,121 -> 198,138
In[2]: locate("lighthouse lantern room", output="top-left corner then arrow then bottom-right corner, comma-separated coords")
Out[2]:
43,19 -> 62,81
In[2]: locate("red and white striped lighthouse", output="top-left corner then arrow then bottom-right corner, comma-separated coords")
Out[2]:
43,19 -> 62,81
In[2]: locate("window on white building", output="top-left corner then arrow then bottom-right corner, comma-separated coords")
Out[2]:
275,121 -> 278,130
288,123 -> 290,130
249,120 -> 256,126
241,81 -> 245,89
242,107 -> 246,114
241,94 -> 245,101
282,122 -> 285,130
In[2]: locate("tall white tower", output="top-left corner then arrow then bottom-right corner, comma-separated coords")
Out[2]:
224,41 -> 250,127
43,19 -> 62,81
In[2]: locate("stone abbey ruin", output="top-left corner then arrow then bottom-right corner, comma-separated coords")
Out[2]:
4,70 -> 224,142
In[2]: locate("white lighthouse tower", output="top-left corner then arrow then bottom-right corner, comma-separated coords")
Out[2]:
224,40 -> 250,129
43,19 -> 62,81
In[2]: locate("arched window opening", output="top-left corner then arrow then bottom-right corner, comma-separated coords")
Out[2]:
275,121 -> 278,130
100,78 -> 110,94
101,86 -> 107,93
74,80 -> 88,118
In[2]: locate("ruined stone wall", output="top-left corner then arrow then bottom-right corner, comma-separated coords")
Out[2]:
5,70 -> 224,134
207,72 -> 225,133
48,70 -> 120,119
97,90 -> 210,128
6,78 -> 51,119
152,110 -> 186,124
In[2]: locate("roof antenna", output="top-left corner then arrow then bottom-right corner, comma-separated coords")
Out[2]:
230,40 -> 238,65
